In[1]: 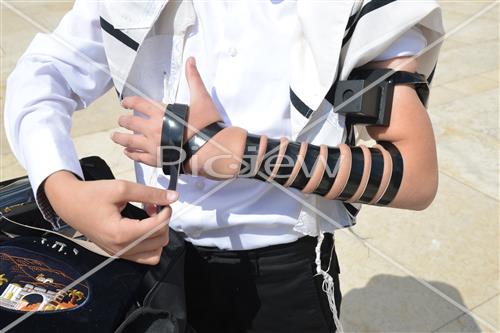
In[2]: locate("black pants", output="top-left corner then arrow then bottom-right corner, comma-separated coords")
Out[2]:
184,235 -> 341,333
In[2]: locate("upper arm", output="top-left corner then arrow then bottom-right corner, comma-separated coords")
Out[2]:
361,56 -> 438,210
363,57 -> 423,141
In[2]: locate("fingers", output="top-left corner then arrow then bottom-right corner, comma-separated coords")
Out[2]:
118,115 -> 150,134
111,132 -> 149,151
123,148 -> 157,167
124,230 -> 169,257
106,207 -> 172,264
120,207 -> 170,251
121,96 -> 164,117
123,248 -> 163,266
148,220 -> 169,239
133,206 -> 172,237
185,57 -> 210,100
109,179 -> 179,206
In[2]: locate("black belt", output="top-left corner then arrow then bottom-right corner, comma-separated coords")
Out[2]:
190,234 -> 335,263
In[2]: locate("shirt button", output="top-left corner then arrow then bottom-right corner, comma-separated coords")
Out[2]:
195,180 -> 205,190
227,47 -> 238,57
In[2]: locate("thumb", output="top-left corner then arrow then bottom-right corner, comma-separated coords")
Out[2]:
185,57 -> 210,100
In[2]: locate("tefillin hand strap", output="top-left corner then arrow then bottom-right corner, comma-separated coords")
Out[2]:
160,103 -> 189,191
183,122 -> 226,159
243,136 -> 402,205
182,124 -> 404,206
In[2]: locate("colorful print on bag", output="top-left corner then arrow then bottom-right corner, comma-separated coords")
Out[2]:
0,237 -> 89,313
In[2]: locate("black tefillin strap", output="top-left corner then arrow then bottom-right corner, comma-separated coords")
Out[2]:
391,71 -> 430,107
377,141 -> 403,206
171,120 -> 404,205
160,104 -> 189,191
183,122 -> 226,159
358,148 -> 384,204
182,123 -> 259,178
272,142 -> 302,185
290,144 -> 320,189
254,139 -> 281,181
337,147 -> 364,201
315,147 -> 341,196
240,134 -> 261,178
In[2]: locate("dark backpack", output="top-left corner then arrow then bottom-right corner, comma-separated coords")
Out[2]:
0,156 -> 194,333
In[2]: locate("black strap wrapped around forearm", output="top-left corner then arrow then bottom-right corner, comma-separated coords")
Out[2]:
290,144 -> 320,189
273,142 -> 302,185
254,139 -> 282,181
337,147 -> 364,201
239,133 -> 262,177
358,148 -> 384,204
177,121 -> 404,206
315,147 -> 341,196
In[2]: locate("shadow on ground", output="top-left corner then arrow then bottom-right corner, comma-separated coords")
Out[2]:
340,274 -> 480,332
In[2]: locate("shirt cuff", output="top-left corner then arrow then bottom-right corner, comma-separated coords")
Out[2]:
20,128 -> 84,230
35,169 -> 83,231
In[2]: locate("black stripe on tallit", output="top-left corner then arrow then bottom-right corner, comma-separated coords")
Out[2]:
342,0 -> 397,46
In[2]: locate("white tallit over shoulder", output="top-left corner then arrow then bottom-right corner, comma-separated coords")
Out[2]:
290,0 -> 444,117
340,0 -> 445,80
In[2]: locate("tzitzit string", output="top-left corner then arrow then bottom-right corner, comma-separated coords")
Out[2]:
315,232 -> 344,332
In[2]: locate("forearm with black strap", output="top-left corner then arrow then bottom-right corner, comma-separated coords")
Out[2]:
182,122 -> 403,206
160,70 -> 427,206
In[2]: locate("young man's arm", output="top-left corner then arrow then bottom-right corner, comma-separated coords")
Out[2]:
113,56 -> 438,211
361,56 -> 438,210
4,1 -> 177,264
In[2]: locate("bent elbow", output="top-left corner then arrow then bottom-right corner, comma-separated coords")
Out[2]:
412,171 -> 439,211
391,165 -> 439,211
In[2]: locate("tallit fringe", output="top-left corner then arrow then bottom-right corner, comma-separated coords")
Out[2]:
315,232 -> 344,333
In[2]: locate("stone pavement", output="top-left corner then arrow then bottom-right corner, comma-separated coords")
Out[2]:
0,1 -> 498,332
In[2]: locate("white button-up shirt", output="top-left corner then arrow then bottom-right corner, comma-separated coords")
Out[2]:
5,1 -> 427,250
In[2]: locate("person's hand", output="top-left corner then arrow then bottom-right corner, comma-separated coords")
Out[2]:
111,57 -> 222,167
44,170 -> 179,265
